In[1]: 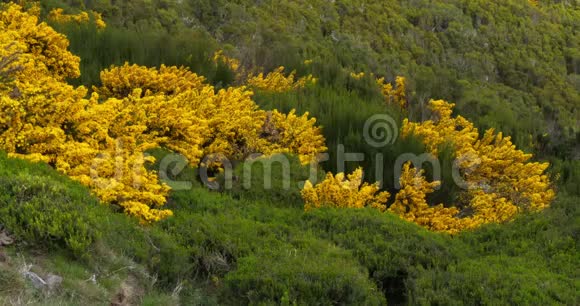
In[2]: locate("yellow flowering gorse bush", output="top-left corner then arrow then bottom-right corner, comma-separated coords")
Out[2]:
259,110 -> 328,165
0,4 -> 172,221
95,63 -> 207,98
0,4 -> 327,222
213,50 -> 240,72
0,4 -> 80,80
302,168 -> 390,212
48,8 -> 106,29
399,100 -> 555,232
92,11 -> 106,29
376,76 -> 407,109
402,99 -> 554,213
302,100 -> 554,234
247,66 -> 316,92
389,162 -> 469,234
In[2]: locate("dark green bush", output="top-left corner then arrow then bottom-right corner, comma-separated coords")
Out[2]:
410,255 -> 577,305
222,241 -> 385,305
222,154 -> 324,208
159,188 -> 387,305
302,208 -> 456,304
457,195 -> 579,275
158,189 -> 301,280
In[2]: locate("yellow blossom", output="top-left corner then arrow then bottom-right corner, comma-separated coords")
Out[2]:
302,168 -> 390,212
247,66 -> 316,92
377,76 -> 407,109
395,100 -> 555,233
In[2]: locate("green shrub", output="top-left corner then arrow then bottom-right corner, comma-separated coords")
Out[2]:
222,154 -> 324,208
302,208 -> 456,303
222,241 -> 386,305
0,152 -> 189,287
158,194 -> 300,279
0,154 -> 104,257
159,188 -> 386,304
457,195 -> 579,275
410,256 -> 578,305
409,195 -> 580,305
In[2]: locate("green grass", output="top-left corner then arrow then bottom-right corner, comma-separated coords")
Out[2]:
0,263 -> 24,295
0,151 -> 578,305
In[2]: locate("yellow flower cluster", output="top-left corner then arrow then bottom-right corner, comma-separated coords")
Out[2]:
0,3 -> 80,80
212,52 -> 316,93
92,11 -> 106,29
48,8 -> 89,24
402,100 -> 478,155
0,42 -> 23,86
376,76 -> 407,109
258,110 -> 328,165
48,8 -> 106,29
213,50 -> 240,72
394,99 -> 555,232
389,163 -> 523,234
0,4 -> 327,222
350,71 -> 365,80
389,163 -> 469,234
247,66 -> 317,92
302,99 -> 554,234
0,5 -> 172,222
96,62 -> 207,99
60,89 -> 179,222
302,168 -> 390,212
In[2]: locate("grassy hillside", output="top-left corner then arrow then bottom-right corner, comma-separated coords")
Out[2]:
0,152 -> 577,304
0,1 -> 579,305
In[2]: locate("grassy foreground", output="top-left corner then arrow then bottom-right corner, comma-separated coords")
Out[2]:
0,152 -> 577,305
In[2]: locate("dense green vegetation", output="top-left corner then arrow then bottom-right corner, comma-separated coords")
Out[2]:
0,152 -> 578,304
43,0 -> 579,157
0,0 -> 578,304
34,0 -> 579,196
